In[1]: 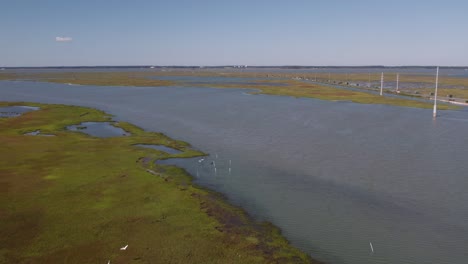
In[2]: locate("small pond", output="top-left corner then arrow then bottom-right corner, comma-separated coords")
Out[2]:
67,122 -> 130,137
0,105 -> 39,118
134,144 -> 182,154
24,130 -> 55,136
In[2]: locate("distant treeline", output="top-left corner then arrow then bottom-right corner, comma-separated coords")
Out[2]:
2,65 -> 468,69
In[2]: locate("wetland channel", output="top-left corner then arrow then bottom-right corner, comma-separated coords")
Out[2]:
1,80 -> 468,264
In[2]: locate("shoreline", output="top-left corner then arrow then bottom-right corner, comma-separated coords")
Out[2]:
0,71 -> 459,110
0,101 -> 320,263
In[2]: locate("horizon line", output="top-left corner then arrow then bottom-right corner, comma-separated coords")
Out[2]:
2,65 -> 468,69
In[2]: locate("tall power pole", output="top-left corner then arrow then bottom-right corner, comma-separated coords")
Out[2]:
396,73 -> 399,92
433,67 -> 439,118
380,72 -> 384,96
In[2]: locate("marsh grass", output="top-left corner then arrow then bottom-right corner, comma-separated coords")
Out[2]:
181,79 -> 456,110
0,73 -> 17,80
2,71 -> 460,109
1,72 -> 174,87
0,102 -> 316,264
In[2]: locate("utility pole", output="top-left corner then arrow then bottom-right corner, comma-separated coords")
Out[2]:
380,72 -> 384,96
396,73 -> 399,92
433,67 -> 439,118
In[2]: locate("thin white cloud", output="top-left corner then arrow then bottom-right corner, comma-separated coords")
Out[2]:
55,36 -> 72,42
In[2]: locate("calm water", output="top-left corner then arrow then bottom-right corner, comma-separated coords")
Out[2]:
1,80 -> 468,264
67,122 -> 130,137
134,144 -> 182,155
149,75 -> 265,83
0,105 -> 39,117
3,67 -> 468,77
148,75 -> 287,87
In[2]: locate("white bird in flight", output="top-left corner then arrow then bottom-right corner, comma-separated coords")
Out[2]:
120,244 -> 128,250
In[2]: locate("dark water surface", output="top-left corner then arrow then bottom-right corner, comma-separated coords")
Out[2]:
1,80 -> 468,264
148,75 -> 287,87
149,75 -> 264,83
66,122 -> 130,137
134,144 -> 182,154
0,105 -> 39,117
3,67 -> 468,77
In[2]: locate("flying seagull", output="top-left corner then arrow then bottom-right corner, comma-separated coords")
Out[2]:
120,245 -> 128,250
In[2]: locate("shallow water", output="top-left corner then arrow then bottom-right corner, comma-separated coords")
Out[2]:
1,80 -> 468,264
4,67 -> 468,77
67,122 -> 130,137
24,130 -> 41,136
0,105 -> 39,117
149,75 -> 287,87
186,81 -> 287,87
149,76 -> 265,83
24,130 -> 55,136
134,144 -> 182,154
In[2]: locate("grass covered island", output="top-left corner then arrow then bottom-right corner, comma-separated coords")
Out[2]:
0,102 -> 318,264
0,71 -> 458,110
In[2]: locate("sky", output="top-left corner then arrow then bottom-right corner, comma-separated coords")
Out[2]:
1,0 -> 468,67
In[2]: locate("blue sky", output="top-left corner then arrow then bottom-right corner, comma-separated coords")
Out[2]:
1,0 -> 467,66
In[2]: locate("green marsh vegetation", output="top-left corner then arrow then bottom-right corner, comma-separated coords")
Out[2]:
184,79 -> 455,109
0,72 -> 174,87
0,70 -> 459,109
0,102 -> 316,263
284,72 -> 468,100
0,73 -> 17,81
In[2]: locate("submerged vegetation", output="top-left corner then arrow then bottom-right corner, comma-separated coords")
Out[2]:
0,102 -> 316,263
